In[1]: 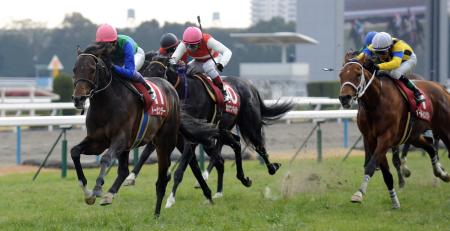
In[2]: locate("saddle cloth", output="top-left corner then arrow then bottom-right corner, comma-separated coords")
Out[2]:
132,80 -> 168,117
192,74 -> 240,116
394,79 -> 432,122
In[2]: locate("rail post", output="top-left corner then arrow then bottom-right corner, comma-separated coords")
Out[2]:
314,119 -> 325,163
16,126 -> 21,164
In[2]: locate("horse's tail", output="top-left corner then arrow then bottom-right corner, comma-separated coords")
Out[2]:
179,110 -> 219,145
236,86 -> 294,148
257,90 -> 294,125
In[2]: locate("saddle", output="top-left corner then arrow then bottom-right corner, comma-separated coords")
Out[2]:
393,79 -> 432,122
191,73 -> 240,116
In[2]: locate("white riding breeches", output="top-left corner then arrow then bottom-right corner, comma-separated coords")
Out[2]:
134,47 -> 145,71
189,58 -> 220,79
388,53 -> 417,79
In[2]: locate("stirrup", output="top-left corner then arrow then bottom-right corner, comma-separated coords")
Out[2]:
415,94 -> 425,105
223,93 -> 231,102
149,91 -> 156,101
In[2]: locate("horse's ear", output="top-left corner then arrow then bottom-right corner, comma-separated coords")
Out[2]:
77,46 -> 82,56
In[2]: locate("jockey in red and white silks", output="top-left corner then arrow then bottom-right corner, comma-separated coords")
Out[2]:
170,26 -> 232,102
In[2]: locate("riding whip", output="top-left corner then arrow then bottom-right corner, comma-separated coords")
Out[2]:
196,16 -> 221,71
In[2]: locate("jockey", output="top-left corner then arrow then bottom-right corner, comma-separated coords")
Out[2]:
95,24 -> 155,100
170,26 -> 232,102
359,31 -> 377,54
158,33 -> 188,63
356,32 -> 425,104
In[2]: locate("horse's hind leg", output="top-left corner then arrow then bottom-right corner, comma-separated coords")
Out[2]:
70,137 -> 106,205
187,152 -> 214,203
379,155 -> 400,209
100,151 -> 130,205
400,143 -> 412,178
124,143 -> 156,186
413,136 -> 450,182
391,146 -> 406,188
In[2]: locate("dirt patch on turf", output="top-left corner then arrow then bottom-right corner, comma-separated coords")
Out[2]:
0,165 -> 56,176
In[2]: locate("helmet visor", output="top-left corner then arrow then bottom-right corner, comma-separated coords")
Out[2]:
187,43 -> 200,51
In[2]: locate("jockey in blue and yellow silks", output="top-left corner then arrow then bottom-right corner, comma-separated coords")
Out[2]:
355,32 -> 424,104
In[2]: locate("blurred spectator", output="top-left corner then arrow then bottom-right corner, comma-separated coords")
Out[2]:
350,19 -> 365,48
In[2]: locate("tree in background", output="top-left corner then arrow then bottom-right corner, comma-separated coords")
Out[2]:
52,73 -> 75,115
0,15 -> 295,77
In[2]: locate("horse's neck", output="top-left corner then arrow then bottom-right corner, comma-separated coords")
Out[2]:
358,73 -> 382,111
90,76 -> 127,110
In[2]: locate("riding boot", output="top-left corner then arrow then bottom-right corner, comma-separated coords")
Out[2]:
399,75 -> 425,105
212,76 -> 231,102
143,82 -> 156,101
134,71 -> 156,101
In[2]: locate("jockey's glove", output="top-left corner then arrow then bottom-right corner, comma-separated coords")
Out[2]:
216,63 -> 224,72
169,58 -> 177,66
373,64 -> 380,71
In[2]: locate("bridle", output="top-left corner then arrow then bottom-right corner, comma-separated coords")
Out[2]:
74,53 -> 112,98
340,61 -> 377,99
149,60 -> 180,88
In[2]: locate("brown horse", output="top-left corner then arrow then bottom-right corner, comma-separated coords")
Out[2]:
338,58 -> 450,209
71,45 -> 218,217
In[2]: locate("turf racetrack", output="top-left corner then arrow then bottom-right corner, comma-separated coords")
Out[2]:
1,153 -> 450,230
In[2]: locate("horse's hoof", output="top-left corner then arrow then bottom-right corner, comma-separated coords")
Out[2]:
123,178 -> 135,186
100,192 -> 114,206
268,163 -> 282,175
93,186 -> 103,198
441,174 -> 450,182
213,192 -> 223,199
239,177 -> 252,187
399,179 -> 406,188
165,193 -> 175,208
84,195 -> 96,205
350,191 -> 363,203
123,173 -> 136,186
401,167 -> 411,178
391,197 -> 401,209
203,199 -> 214,205
194,181 -> 201,189
153,213 -> 160,219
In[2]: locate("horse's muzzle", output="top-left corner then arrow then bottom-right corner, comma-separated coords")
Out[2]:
72,95 -> 87,109
339,95 -> 352,109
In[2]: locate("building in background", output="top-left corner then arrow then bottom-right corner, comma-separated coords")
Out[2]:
251,0 -> 297,25
127,9 -> 136,28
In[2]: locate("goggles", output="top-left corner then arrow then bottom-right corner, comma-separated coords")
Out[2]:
187,43 -> 200,50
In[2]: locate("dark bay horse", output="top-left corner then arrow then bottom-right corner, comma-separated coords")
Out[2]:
338,59 -> 450,209
125,55 -> 294,208
71,45 -> 218,217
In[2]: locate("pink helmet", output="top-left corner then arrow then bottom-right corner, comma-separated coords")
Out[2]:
96,24 -> 117,42
182,26 -> 202,44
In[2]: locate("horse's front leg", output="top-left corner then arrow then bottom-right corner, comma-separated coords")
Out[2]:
123,143 -> 156,186
351,135 -> 378,203
93,137 -> 127,198
100,150 -> 130,205
70,137 -> 106,205
352,135 -> 398,208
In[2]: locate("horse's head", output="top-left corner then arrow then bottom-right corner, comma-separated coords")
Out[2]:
72,45 -> 111,109
147,55 -> 171,78
338,59 -> 366,109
